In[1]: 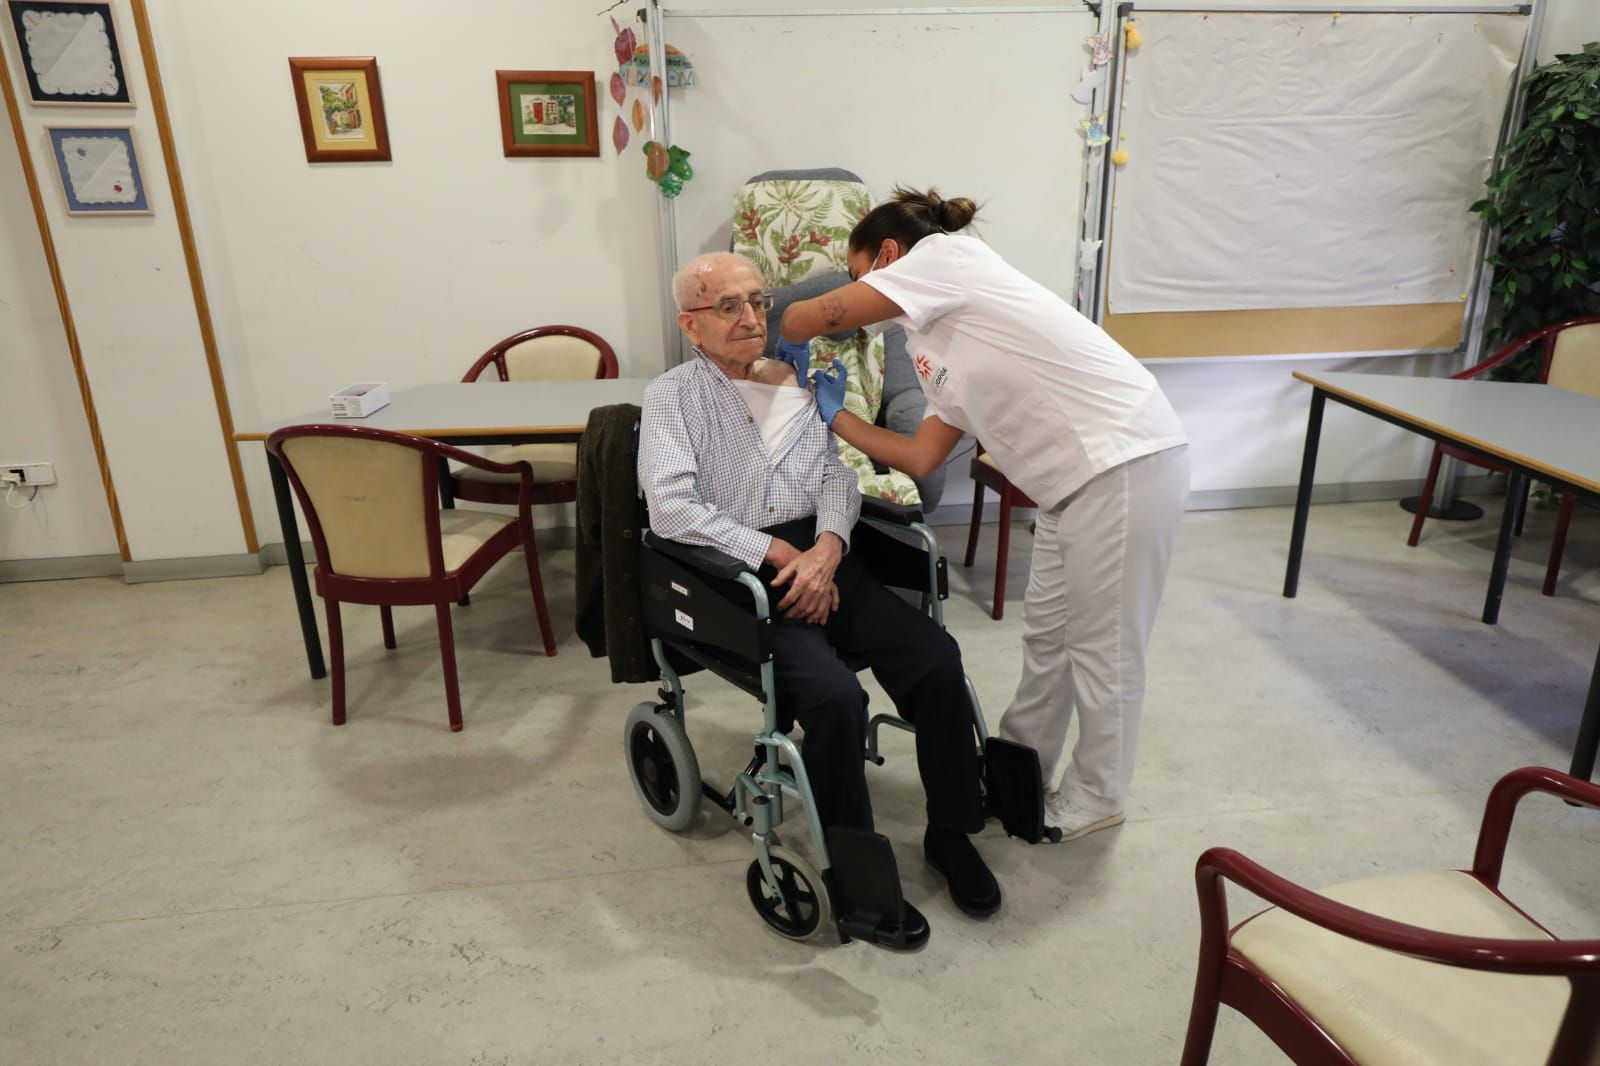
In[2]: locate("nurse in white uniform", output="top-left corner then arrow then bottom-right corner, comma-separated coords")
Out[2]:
776,187 -> 1190,841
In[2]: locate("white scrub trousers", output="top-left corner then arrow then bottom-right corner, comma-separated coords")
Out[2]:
998,444 -> 1190,817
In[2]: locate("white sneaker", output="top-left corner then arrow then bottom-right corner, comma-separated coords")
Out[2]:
1044,790 -> 1125,842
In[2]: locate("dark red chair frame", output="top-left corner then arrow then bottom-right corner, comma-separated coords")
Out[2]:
451,325 -> 620,508
964,442 -> 1038,621
1408,314 -> 1600,597
1181,766 -> 1600,1066
266,423 -> 557,732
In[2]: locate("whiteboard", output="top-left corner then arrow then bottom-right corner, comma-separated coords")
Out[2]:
661,9 -> 1097,298
1106,10 -> 1526,315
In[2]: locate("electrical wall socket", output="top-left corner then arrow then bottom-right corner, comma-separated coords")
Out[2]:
2,462 -> 56,487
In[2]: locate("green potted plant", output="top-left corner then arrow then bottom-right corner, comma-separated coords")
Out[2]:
1471,42 -> 1600,381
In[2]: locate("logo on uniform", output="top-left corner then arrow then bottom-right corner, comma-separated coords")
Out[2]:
914,354 -> 933,379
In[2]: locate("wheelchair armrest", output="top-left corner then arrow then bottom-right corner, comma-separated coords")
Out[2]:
860,495 -> 925,526
642,531 -> 753,580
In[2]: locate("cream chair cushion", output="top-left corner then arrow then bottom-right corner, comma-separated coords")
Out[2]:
503,334 -> 603,381
452,442 -> 578,485
1547,322 -> 1600,399
283,436 -> 432,579
1231,869 -> 1570,1066
437,510 -> 516,572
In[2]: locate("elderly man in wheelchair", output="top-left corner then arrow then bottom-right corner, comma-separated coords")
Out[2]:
623,251 -> 1049,950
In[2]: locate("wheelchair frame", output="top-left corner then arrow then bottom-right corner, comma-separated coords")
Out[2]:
625,496 -> 1044,944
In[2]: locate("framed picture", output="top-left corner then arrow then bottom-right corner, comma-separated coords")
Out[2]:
496,70 -> 598,158
288,56 -> 390,163
5,1 -> 132,106
44,125 -> 150,215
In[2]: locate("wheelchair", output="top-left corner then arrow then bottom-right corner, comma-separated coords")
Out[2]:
622,492 -> 1057,947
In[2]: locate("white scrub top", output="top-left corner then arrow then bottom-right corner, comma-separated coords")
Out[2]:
860,233 -> 1186,510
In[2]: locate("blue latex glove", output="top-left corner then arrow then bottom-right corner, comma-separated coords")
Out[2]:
774,337 -> 813,388
812,359 -> 849,426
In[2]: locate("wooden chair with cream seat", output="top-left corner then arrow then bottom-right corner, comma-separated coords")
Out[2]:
449,325 -> 619,509
1407,314 -> 1600,597
1180,766 -> 1600,1066
266,424 -> 558,733
964,443 -> 1037,620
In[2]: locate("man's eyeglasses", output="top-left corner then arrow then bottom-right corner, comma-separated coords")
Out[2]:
683,292 -> 774,320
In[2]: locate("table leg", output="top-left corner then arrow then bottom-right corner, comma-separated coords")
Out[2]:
1482,470 -> 1526,626
1283,389 -> 1326,599
269,452 -> 326,680
1571,637 -> 1600,783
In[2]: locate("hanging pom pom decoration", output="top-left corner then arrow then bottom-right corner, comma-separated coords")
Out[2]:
609,71 -> 626,107
612,115 -> 630,153
1112,148 -> 1129,166
1123,18 -> 1142,50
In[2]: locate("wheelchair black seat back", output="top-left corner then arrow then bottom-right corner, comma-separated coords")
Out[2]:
620,429 -> 1055,947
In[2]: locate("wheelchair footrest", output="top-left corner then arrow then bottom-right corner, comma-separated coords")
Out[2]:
983,738 -> 1055,844
825,826 -> 929,952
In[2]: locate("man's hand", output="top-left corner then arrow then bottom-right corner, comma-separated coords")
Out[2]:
763,537 -> 802,570
773,532 -> 844,622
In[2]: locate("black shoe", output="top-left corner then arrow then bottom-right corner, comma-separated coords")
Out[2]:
864,899 -> 931,952
924,826 -> 1001,919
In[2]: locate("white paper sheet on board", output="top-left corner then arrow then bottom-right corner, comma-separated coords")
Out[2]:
1106,12 -> 1526,315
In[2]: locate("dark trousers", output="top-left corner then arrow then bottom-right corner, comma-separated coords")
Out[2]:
759,519 -> 984,836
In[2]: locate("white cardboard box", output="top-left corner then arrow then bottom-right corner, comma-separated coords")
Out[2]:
329,382 -> 390,419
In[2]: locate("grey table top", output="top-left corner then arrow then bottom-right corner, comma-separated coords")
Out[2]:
237,380 -> 651,442
1295,371 -> 1600,495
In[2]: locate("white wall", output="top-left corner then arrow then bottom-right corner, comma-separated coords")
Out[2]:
9,0 -> 1596,565
0,127 -> 118,561
2,3 -> 250,563
144,0 -> 667,550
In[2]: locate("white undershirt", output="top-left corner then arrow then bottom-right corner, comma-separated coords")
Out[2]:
729,378 -> 813,459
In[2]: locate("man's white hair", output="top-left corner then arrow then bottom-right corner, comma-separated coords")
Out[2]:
672,252 -> 757,311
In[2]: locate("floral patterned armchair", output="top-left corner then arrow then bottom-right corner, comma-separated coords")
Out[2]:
729,168 -> 945,511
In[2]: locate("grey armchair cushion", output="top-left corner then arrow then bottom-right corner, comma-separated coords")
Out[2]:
760,271 -> 859,353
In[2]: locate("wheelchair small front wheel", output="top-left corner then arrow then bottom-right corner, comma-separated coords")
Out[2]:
624,702 -> 702,832
746,846 -> 833,943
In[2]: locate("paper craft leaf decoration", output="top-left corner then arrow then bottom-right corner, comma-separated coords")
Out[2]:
613,27 -> 637,67
612,115 -> 630,153
644,140 -> 669,181
652,75 -> 662,104
631,98 -> 646,133
609,71 -> 626,106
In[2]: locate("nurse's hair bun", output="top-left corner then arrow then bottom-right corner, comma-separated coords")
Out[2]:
891,187 -> 979,232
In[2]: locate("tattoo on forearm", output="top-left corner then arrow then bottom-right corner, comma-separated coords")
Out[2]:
820,293 -> 848,328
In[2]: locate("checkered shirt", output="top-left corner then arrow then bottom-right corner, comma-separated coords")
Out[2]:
639,352 -> 860,568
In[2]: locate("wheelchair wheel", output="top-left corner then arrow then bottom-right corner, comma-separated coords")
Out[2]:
624,702 -> 701,832
746,845 -> 833,943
